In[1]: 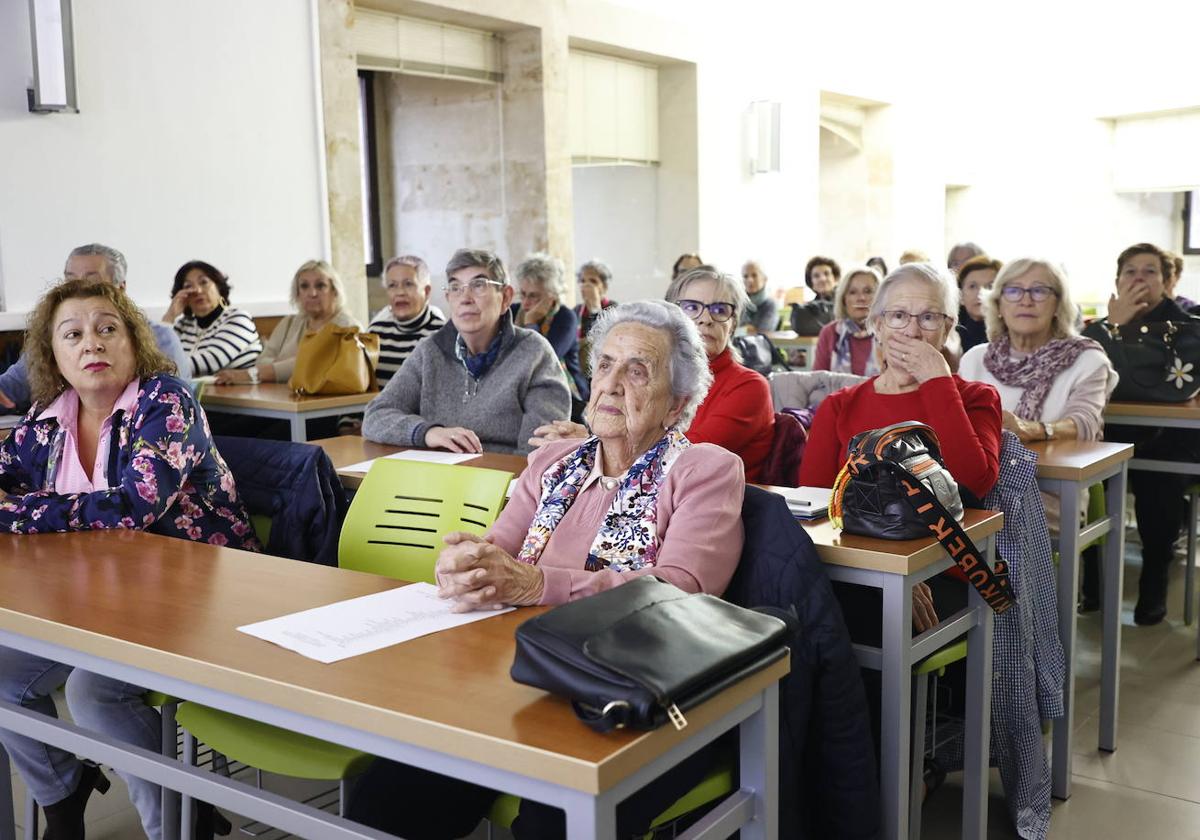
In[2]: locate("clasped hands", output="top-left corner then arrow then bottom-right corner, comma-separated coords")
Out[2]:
434,532 -> 544,612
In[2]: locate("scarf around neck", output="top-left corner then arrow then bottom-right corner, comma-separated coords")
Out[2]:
833,318 -> 879,376
746,287 -> 770,314
982,334 -> 1103,420
454,331 -> 503,380
516,429 -> 691,572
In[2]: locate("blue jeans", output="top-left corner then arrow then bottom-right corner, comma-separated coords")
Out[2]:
0,646 -> 164,840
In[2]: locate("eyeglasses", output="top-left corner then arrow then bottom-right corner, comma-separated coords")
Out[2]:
444,278 -> 504,298
676,299 -> 736,323
880,310 -> 948,331
1000,285 -> 1057,303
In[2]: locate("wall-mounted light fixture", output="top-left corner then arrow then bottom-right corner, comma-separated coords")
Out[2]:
27,0 -> 77,113
748,100 -> 781,175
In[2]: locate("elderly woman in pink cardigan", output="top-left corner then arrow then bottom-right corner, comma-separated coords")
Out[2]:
347,300 -> 745,839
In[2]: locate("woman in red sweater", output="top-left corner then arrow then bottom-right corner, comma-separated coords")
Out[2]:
799,262 -> 1002,629
528,267 -> 776,481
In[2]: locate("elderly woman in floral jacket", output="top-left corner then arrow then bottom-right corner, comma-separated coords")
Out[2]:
0,277 -> 258,840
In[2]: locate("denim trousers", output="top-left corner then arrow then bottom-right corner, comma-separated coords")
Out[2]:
0,645 -> 164,840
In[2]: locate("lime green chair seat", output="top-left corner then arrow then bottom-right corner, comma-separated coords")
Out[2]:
914,638 -> 968,677
174,703 -> 374,780
249,512 -> 272,547
486,763 -> 735,837
177,458 -> 515,819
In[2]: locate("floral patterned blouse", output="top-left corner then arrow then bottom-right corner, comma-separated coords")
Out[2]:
0,374 -> 260,550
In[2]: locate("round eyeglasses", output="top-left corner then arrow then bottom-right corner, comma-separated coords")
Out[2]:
676,299 -> 735,323
880,310 -> 948,331
1000,285 -> 1057,303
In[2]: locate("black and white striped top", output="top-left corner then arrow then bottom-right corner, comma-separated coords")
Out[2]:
368,305 -> 446,388
173,306 -> 263,377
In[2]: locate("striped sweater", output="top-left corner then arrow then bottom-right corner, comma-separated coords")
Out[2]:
173,306 -> 263,377
367,305 -> 446,388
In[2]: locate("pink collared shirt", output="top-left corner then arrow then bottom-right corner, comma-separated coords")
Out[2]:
38,380 -> 141,494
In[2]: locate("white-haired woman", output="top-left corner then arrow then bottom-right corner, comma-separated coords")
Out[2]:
347,300 -> 745,840
213,260 -> 361,385
530,267 -> 776,482
512,252 -> 589,403
813,265 -> 881,376
368,255 -> 446,388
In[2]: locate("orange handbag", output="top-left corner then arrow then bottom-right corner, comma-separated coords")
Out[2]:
288,324 -> 380,395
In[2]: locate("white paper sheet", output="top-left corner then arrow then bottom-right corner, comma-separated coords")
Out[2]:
338,449 -> 478,474
237,582 -> 513,663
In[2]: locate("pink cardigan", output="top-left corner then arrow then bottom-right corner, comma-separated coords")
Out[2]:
487,437 -> 746,604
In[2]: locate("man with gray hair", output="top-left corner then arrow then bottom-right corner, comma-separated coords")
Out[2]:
363,248 -> 570,454
0,244 -> 190,410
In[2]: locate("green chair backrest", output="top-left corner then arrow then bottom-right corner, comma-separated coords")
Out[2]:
337,458 -> 514,582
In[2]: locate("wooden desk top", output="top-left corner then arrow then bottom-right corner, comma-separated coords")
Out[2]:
1104,398 -> 1200,421
783,506 -> 1004,575
1028,440 -> 1134,481
199,383 -> 376,413
764,330 -> 818,346
311,436 -> 528,488
0,531 -> 786,794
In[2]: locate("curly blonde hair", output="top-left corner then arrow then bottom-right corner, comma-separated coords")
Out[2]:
24,277 -> 176,407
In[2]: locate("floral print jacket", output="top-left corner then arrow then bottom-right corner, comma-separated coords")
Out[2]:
0,374 -> 261,550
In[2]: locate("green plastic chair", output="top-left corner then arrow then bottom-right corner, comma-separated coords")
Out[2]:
907,638 -> 968,840
485,763 -> 736,839
177,458 -> 514,826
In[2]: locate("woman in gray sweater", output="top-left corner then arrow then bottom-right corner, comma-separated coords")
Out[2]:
362,249 -> 571,454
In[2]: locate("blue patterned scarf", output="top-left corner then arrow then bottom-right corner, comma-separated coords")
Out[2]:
454,332 -> 503,380
516,429 -> 690,572
833,318 -> 880,376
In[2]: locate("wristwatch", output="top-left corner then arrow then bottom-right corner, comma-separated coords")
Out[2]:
247,367 -> 261,384
1042,422 -> 1055,440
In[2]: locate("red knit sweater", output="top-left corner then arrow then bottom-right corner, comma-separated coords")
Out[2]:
798,375 -> 1002,500
688,349 -> 775,483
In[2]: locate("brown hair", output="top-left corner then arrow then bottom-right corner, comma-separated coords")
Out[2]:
956,254 -> 1003,289
1116,243 -> 1170,280
24,277 -> 176,407
804,256 -> 841,288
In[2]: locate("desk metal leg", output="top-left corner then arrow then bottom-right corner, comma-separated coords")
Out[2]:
963,538 -> 995,840
1053,480 -> 1082,800
289,416 -> 307,442
879,573 -> 914,840
737,683 -> 778,840
1100,467 -> 1126,752
0,746 -> 14,840
562,789 -> 616,840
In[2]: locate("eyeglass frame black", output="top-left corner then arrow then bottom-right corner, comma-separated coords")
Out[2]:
676,299 -> 736,322
999,285 -> 1058,303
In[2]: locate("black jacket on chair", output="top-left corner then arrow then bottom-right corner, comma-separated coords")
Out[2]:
725,485 -> 879,840
213,436 -> 348,566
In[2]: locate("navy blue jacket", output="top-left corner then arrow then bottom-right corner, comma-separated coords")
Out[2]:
725,486 -> 879,840
213,436 -> 347,566
510,303 -> 589,401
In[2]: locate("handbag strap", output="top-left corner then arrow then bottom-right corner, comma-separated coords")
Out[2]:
831,431 -> 1015,615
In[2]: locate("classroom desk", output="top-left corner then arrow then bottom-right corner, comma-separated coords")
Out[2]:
797,509 -> 1004,840
312,435 -> 528,489
1104,398 -> 1200,475
763,331 -> 818,369
199,383 -> 376,442
1029,440 -> 1133,801
0,531 -> 786,840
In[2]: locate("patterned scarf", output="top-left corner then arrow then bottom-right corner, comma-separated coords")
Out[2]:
833,318 -> 880,376
454,331 -> 503,380
982,335 -> 1104,420
516,429 -> 691,572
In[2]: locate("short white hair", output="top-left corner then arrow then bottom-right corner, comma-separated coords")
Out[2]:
983,258 -> 1078,341
515,252 -> 566,299
869,262 -> 959,340
586,300 -> 713,431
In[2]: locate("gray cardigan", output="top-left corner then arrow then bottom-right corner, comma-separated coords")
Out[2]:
362,311 -> 571,454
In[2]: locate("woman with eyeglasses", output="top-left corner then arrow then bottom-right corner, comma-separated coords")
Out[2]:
529,266 -> 775,482
362,249 -> 571,454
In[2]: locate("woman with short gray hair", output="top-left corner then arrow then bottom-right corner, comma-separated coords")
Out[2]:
348,299 -> 746,837
575,259 -> 618,372
512,251 -> 589,407
531,267 -> 776,481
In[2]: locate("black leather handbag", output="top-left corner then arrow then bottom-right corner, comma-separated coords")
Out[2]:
789,299 -> 835,336
732,333 -> 784,376
510,576 -> 789,733
829,421 -> 1014,614
1108,319 -> 1200,403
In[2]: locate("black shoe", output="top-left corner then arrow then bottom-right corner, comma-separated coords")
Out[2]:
1134,599 -> 1168,626
42,762 -> 111,840
922,756 -> 947,801
193,802 -> 233,840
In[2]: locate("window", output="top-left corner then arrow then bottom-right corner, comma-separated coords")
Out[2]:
358,70 -> 383,276
1185,191 -> 1200,255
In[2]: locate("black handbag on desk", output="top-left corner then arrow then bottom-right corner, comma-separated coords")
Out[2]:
829,421 -> 1015,614
789,300 -> 834,336
1108,319 -> 1200,403
511,576 -> 790,733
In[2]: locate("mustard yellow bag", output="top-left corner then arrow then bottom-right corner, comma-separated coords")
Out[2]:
288,324 -> 381,395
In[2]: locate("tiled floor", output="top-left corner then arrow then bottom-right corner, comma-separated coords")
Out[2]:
9,534 -> 1200,839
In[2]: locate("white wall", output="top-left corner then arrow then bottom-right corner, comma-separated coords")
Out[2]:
571,165 -> 658,301
0,0 -> 328,327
